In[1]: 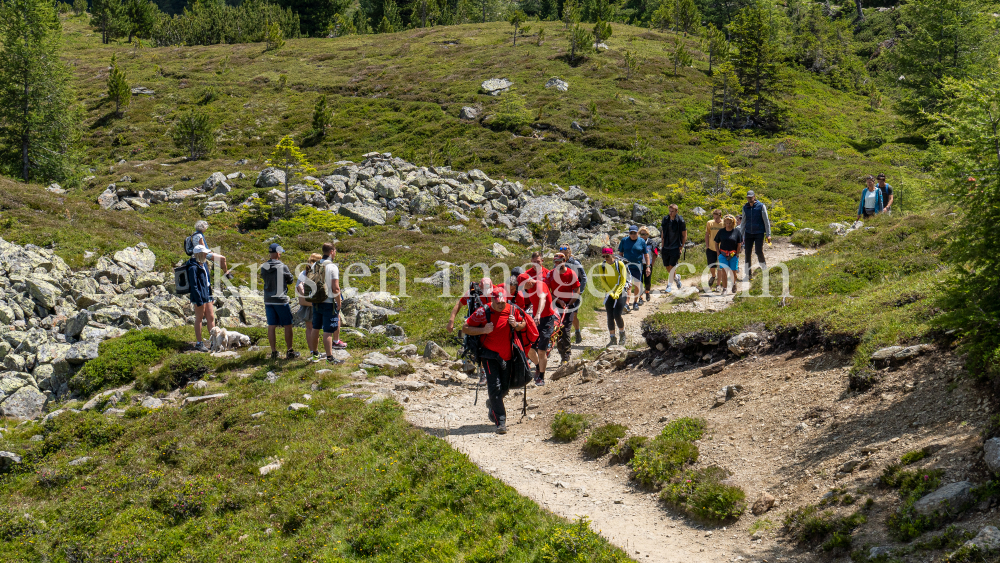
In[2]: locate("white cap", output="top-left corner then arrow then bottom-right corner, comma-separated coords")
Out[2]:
193,245 -> 210,255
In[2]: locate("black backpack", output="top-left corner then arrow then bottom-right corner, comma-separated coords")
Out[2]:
173,263 -> 191,295
502,304 -> 533,416
459,289 -> 486,362
183,232 -> 200,256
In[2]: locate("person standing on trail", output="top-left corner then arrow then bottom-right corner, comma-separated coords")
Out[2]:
309,242 -> 346,363
525,251 -> 549,282
545,251 -> 581,365
876,173 -> 894,214
857,175 -> 884,220
660,204 -> 687,293
188,220 -> 234,280
463,285 -> 530,435
638,227 -> 654,305
618,225 -> 649,312
296,253 -> 322,358
517,273 -> 557,387
187,245 -> 214,352
714,215 -> 743,295
560,246 -> 587,344
593,247 -> 629,347
704,209 -> 725,288
740,191 -> 771,281
260,243 -> 299,361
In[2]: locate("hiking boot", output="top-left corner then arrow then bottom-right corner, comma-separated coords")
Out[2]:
534,375 -> 545,387
478,372 -> 487,385
632,302 -> 640,311
327,355 -> 344,364
637,297 -> 644,305
674,274 -> 682,289
332,340 -> 348,350
309,352 -> 321,363
618,330 -> 627,344
574,329 -> 582,344
270,351 -> 279,360
486,400 -> 497,424
708,275 -> 716,287
608,334 -> 617,347
194,341 -> 208,352
496,423 -> 508,435
286,349 -> 300,360
645,292 -> 651,302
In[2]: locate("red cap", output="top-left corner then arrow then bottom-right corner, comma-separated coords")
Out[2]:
517,273 -> 533,286
490,284 -> 508,302
601,247 -> 614,255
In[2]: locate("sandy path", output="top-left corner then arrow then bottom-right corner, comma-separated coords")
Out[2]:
402,240 -> 815,562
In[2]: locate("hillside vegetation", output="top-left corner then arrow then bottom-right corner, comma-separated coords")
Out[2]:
57,15 -> 929,227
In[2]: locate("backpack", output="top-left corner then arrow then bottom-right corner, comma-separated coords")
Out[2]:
304,261 -> 330,304
504,306 -> 534,416
173,263 -> 191,295
183,232 -> 199,256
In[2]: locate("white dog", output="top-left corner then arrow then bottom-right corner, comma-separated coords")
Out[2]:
225,330 -> 251,349
208,326 -> 228,352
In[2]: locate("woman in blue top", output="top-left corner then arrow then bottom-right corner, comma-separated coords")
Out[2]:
617,225 -> 648,312
857,175 -> 884,220
186,245 -> 215,352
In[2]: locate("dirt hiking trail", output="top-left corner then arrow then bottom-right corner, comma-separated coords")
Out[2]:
401,241 -> 820,562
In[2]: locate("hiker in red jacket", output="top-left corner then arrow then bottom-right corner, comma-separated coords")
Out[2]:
517,272 -> 557,387
545,251 -> 581,365
463,285 -> 530,435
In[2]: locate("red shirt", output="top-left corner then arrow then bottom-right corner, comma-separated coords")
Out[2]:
459,294 -> 491,306
525,265 -> 550,281
466,303 -> 525,361
545,267 -> 581,305
523,281 -> 556,318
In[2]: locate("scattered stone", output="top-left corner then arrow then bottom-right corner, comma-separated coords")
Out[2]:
984,438 -> 1000,473
751,492 -> 775,515
459,106 -> 479,120
727,332 -> 763,356
362,352 -> 409,370
423,341 -> 450,361
571,121 -> 585,133
480,78 -> 513,96
491,242 -> 514,258
140,397 -> 164,409
0,451 -> 22,472
911,481 -> 974,517
259,458 -> 282,476
288,403 -> 309,411
545,77 -> 569,92
551,359 -> 585,381
838,459 -> 860,474
68,456 -> 91,466
962,526 -> 1000,553
394,381 -> 429,391
181,393 -> 228,406
701,360 -> 726,376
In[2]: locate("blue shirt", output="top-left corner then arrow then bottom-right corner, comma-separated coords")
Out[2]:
618,236 -> 648,264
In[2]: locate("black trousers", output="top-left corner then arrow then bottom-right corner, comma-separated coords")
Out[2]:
605,293 -> 627,332
482,357 -> 507,425
744,232 -> 766,271
556,311 -> 574,361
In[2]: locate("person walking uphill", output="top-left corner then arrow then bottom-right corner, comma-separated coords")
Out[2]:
593,247 -> 629,347
618,225 -> 649,312
857,175 -> 885,220
740,191 -> 771,281
876,173 -> 894,213
714,215 -> 743,295
705,209 -> 725,288
660,204 -> 686,293
559,246 -> 587,344
545,251 -> 581,365
462,285 -> 531,435
187,245 -> 215,352
260,243 -> 299,360
517,272 -> 557,387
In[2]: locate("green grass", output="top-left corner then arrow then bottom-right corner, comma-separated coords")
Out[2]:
783,504 -> 868,551
880,464 -> 950,541
52,16 -> 931,230
628,418 -> 705,488
582,423 -> 628,457
69,329 -> 188,396
900,448 -> 929,466
551,411 -> 590,442
0,335 -> 632,562
642,212 -> 952,371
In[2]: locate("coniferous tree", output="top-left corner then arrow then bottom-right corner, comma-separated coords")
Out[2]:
509,9 -> 526,46
309,95 -> 331,139
669,35 -> 692,75
72,0 -> 87,15
568,22 -> 591,62
0,0 -> 78,183
727,0 -> 786,126
561,0 -> 579,28
124,0 -> 157,41
107,53 -> 131,116
171,110 -> 217,160
91,0 -> 127,44
705,23 -> 728,74
592,19 -> 611,47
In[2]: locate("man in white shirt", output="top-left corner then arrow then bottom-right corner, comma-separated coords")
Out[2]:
308,242 -> 346,363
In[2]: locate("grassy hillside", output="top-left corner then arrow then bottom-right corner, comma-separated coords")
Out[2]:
0,327 -> 631,562
58,15 -> 931,227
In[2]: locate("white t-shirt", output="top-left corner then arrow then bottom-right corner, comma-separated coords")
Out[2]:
322,261 -> 339,304
864,189 -> 879,211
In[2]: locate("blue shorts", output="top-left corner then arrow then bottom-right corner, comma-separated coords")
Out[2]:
718,253 -> 739,272
626,263 -> 642,283
312,302 -> 340,333
265,303 -> 293,326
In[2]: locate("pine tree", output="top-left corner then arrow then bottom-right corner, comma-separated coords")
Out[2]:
265,20 -> 285,50
107,53 -> 131,116
266,135 -> 318,215
72,0 -> 87,16
509,10 -> 526,46
568,23 -> 591,63
622,49 -> 639,80
310,95 -> 332,139
592,19 -> 611,48
727,0 -> 786,126
124,0 -> 157,42
171,110 -> 217,160
669,35 -> 692,75
673,0 -> 699,32
91,0 -> 127,44
705,23 -> 728,74
709,61 -> 743,128
0,0 -> 78,183
561,0 -> 579,29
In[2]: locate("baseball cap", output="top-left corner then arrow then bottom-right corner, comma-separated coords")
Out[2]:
268,243 -> 284,253
601,247 -> 614,255
517,273 -> 532,286
628,225 -> 639,232
490,284 -> 508,302
192,245 -> 210,255
746,190 -> 755,198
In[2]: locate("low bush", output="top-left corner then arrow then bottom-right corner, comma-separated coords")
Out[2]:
609,436 -> 648,464
271,207 -> 360,236
137,353 -> 213,392
68,331 -> 186,397
881,464 -> 949,540
900,449 -> 928,466
583,424 -> 628,457
659,417 -> 706,442
783,505 -> 867,550
551,412 -> 589,442
660,466 -> 746,522
629,439 -> 698,488
535,517 -> 632,563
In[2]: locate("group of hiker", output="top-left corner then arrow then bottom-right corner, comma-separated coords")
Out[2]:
857,173 -> 895,219
182,221 -> 346,361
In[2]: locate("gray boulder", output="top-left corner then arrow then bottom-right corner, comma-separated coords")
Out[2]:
480,78 -> 513,96
632,203 -> 650,222
571,121 -> 585,133
202,172 -> 227,191
339,204 -> 386,227
362,352 -> 409,370
692,207 -> 706,216
562,187 -> 587,201
728,332 -> 763,356
506,226 -> 534,246
459,106 -> 480,120
516,196 -> 581,229
984,438 -> 1000,473
0,386 -> 47,420
26,277 -> 60,309
424,341 -> 450,361
912,481 -> 974,517
113,243 -> 156,272
255,167 -> 286,188
963,526 -> 1000,553
97,187 -> 118,209
410,193 -> 438,215
0,451 -> 21,472
545,77 -> 569,92
203,201 -> 229,216
65,341 -> 100,364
